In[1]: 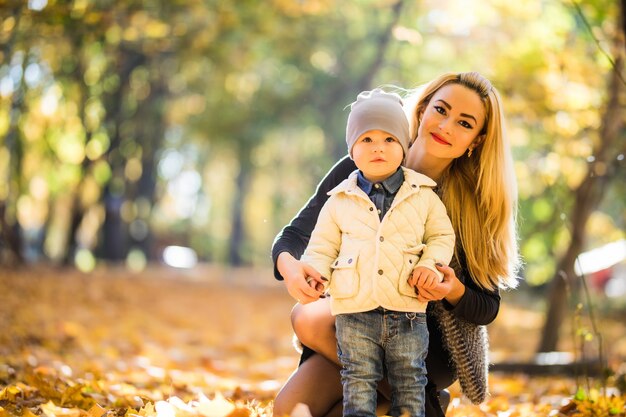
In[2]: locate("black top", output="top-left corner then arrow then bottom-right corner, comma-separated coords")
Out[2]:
271,154 -> 501,392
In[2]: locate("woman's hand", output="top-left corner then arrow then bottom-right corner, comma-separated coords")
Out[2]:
277,252 -> 327,304
414,263 -> 465,305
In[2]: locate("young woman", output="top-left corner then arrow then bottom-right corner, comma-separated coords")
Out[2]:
271,72 -> 520,417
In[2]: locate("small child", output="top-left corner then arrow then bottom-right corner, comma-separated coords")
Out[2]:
300,89 -> 455,417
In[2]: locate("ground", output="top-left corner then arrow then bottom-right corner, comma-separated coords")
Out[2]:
0,265 -> 624,417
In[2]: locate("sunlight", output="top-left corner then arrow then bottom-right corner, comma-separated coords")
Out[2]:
75,248 -> 96,272
0,76 -> 14,97
40,89 -> 59,116
575,239 -> 626,276
28,0 -> 48,11
163,245 -> 198,269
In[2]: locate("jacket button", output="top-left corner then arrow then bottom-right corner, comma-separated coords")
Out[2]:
379,236 -> 384,242
369,207 -> 374,211
348,258 -> 353,264
378,269 -> 383,275
411,184 -> 417,188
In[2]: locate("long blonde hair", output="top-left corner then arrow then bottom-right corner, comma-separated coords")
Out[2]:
407,72 -> 520,291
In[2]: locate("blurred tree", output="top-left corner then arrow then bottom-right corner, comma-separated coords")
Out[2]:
0,3 -> 26,265
0,0 -> 623,290
537,1 -> 625,353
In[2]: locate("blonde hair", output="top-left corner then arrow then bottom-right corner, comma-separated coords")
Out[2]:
407,72 -> 520,291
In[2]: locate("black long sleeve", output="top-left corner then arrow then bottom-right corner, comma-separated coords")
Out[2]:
442,250 -> 501,325
271,155 -> 357,280
449,275 -> 500,325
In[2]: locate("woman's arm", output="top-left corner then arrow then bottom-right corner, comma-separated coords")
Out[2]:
271,155 -> 357,280
417,259 -> 501,325
441,263 -> 500,325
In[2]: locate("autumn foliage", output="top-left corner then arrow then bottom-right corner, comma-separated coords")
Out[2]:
0,267 -> 624,417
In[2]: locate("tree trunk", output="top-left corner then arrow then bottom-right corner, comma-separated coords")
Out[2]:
0,46 -> 29,265
131,74 -> 167,260
63,31 -> 95,266
537,52 -> 624,352
97,46 -> 145,261
228,145 -> 252,266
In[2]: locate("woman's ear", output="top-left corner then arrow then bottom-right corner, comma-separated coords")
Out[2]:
471,134 -> 486,150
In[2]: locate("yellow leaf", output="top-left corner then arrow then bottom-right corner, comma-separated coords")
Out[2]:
135,402 -> 156,417
40,400 -> 81,417
225,409 -> 249,417
196,392 -> 235,417
0,385 -> 22,401
87,404 -> 106,417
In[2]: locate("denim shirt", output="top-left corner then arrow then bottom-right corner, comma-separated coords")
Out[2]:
357,168 -> 404,221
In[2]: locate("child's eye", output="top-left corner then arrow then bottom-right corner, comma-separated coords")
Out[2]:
385,137 -> 396,143
362,137 -> 372,142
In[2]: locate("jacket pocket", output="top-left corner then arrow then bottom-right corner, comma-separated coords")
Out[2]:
330,253 -> 359,299
398,244 -> 425,298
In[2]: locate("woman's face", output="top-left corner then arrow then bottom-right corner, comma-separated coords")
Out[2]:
416,83 -> 486,161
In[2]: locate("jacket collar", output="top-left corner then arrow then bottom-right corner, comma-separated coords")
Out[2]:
328,166 -> 437,196
356,168 -> 404,195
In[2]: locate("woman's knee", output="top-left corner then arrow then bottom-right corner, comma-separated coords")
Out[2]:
291,304 -> 316,346
291,301 -> 334,347
273,390 -> 295,417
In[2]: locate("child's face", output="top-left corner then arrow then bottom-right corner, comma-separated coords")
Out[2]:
352,129 -> 404,183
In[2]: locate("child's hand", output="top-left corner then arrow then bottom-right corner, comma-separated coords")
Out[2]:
408,266 -> 441,290
305,274 -> 327,294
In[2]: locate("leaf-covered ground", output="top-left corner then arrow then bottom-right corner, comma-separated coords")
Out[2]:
0,266 -> 624,417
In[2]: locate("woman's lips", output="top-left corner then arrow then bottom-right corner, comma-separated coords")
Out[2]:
431,133 -> 451,145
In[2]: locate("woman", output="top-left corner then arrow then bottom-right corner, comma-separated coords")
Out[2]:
271,72 -> 520,417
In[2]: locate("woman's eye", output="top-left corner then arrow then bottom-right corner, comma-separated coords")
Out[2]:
434,105 -> 446,115
459,120 -> 472,129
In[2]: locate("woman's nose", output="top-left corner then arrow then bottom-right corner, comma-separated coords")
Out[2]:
439,117 -> 452,134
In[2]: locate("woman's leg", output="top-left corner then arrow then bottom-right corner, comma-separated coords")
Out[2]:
286,300 -> 451,415
273,353 -> 343,417
291,298 -> 340,366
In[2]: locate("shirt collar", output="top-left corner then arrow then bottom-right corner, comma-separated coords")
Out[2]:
357,167 -> 404,195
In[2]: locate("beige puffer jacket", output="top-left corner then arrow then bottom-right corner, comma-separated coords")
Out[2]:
302,167 -> 455,315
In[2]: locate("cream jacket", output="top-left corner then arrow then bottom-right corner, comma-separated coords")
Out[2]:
301,167 -> 455,315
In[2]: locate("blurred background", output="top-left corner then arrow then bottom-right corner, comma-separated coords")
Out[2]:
0,0 -> 624,355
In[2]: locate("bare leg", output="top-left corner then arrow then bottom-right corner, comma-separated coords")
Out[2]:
273,353 -> 343,417
291,298 -> 340,366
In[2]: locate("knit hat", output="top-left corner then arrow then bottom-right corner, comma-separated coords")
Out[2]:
346,88 -> 411,158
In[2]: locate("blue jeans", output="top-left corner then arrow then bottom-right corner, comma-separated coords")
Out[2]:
336,308 -> 428,417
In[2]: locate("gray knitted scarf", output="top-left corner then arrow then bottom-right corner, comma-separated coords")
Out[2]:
429,257 -> 489,404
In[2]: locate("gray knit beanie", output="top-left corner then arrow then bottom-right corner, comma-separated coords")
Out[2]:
346,88 -> 410,158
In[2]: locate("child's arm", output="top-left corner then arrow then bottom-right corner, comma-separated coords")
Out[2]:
414,189 -> 456,276
299,197 -> 342,296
